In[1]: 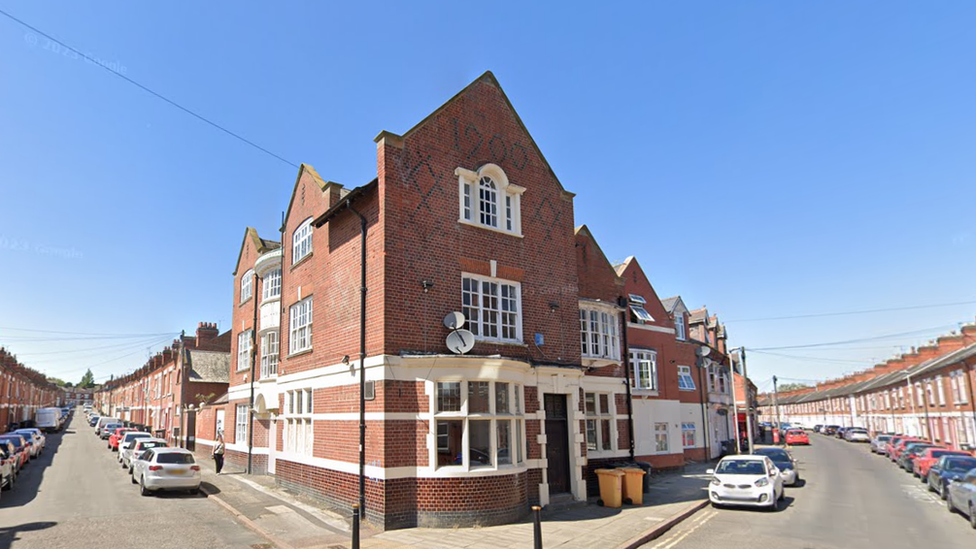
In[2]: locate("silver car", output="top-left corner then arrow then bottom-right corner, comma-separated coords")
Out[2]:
11,429 -> 45,457
131,447 -> 201,496
116,432 -> 152,464
945,467 -> 976,528
122,438 -> 168,472
845,428 -> 870,443
870,434 -> 893,454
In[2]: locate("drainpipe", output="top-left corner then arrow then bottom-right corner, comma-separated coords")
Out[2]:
248,270 -> 258,475
349,204 -> 369,519
618,303 -> 635,460
697,358 -> 711,460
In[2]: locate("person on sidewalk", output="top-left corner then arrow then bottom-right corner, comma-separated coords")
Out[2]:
212,432 -> 225,474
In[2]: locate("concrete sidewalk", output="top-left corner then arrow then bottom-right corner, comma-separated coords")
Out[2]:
197,458 -> 710,549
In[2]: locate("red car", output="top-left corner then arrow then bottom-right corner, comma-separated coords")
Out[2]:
0,435 -> 30,469
889,437 -> 927,463
108,428 -> 136,451
785,429 -> 809,445
913,447 -> 971,479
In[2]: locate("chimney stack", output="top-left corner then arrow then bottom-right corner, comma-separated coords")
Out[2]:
196,322 -> 219,346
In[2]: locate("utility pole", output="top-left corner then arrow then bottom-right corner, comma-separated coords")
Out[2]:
739,348 -> 754,453
772,375 -> 782,445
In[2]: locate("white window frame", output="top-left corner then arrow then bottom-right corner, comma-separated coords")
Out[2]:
289,296 -> 313,354
675,313 -> 686,340
282,389 -> 313,455
936,376 -> 946,406
681,422 -> 696,448
580,305 -> 620,360
240,270 -> 254,303
292,218 -> 313,265
629,349 -> 658,391
432,380 -> 525,471
654,422 -> 669,454
262,267 -> 281,301
260,331 -> 279,379
461,273 -> 522,343
584,392 -> 616,453
628,294 -> 654,323
677,366 -> 696,391
237,329 -> 252,372
235,404 -> 248,443
456,165 -> 524,237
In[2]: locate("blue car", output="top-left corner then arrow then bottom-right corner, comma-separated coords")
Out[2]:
927,455 -> 976,500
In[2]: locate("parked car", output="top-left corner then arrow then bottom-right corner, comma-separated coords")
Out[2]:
913,448 -> 971,479
95,417 -> 120,436
122,438 -> 168,472
131,447 -> 202,496
0,440 -> 20,481
12,428 -> 46,456
898,443 -> 939,472
812,424 -> 824,433
835,427 -> 851,439
116,432 -> 153,463
889,437 -> 927,463
870,434 -> 893,454
784,429 -> 809,445
753,447 -> 800,486
844,428 -> 870,443
108,428 -> 136,450
929,456 -> 976,500
822,425 -> 840,435
945,466 -> 976,528
0,435 -> 30,469
88,415 -> 100,427
0,443 -> 16,491
707,454 -> 785,510
99,423 -> 124,440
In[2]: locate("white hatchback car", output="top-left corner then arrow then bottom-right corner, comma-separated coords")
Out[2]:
131,447 -> 201,496
708,454 -> 785,510
116,432 -> 154,465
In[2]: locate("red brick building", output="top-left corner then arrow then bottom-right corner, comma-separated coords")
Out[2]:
0,348 -> 60,429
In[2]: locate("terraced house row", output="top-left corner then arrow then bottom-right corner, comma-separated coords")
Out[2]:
0,347 -> 61,430
96,72 -> 757,530
759,321 -> 976,450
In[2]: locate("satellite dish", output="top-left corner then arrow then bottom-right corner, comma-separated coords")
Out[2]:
443,312 -> 466,330
696,345 -> 711,358
446,329 -> 475,355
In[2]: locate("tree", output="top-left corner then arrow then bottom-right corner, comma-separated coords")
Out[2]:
47,377 -> 67,387
777,382 -> 811,392
79,369 -> 96,389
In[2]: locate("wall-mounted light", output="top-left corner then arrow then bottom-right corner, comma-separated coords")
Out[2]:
342,355 -> 350,365
548,302 -> 560,313
421,280 -> 434,293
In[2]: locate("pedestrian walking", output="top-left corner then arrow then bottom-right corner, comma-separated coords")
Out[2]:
212,432 -> 225,474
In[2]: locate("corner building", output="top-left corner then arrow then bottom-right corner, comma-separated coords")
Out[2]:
268,72 -> 586,529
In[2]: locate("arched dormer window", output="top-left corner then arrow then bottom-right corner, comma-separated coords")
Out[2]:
456,164 -> 524,236
292,218 -> 313,265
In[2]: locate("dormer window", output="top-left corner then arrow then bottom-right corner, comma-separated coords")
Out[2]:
675,313 -> 686,340
628,294 -> 654,323
457,164 -> 524,236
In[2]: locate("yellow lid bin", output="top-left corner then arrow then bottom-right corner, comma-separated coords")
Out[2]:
594,468 -> 626,508
620,468 -> 647,505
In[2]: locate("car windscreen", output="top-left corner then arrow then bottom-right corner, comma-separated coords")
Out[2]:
0,437 -> 25,450
156,453 -> 195,464
124,434 -> 151,442
930,451 -> 963,459
755,449 -> 790,461
138,442 -> 167,450
877,436 -> 892,441
945,459 -> 976,473
716,460 -> 765,475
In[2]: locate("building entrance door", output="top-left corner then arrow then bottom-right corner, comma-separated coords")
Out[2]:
544,393 -> 571,494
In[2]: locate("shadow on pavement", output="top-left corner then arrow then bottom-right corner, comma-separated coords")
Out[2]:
0,427 -> 67,509
0,521 -> 57,549
200,481 -> 220,495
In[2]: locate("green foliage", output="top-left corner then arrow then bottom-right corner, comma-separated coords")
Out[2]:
778,382 -> 811,392
79,369 -> 96,389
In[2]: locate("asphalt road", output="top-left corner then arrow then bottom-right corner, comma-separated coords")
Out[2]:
0,410 -> 268,549
644,433 -> 976,549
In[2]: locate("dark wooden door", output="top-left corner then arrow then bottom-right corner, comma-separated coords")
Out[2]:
544,394 -> 571,494
185,411 -> 196,451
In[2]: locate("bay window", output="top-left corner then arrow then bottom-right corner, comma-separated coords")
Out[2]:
580,306 -> 620,360
629,349 -> 658,391
434,380 -> 524,469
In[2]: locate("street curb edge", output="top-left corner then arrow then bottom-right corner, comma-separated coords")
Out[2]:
617,499 -> 709,549
202,485 -> 296,549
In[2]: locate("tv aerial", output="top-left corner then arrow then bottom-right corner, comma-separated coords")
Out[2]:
444,312 -> 474,355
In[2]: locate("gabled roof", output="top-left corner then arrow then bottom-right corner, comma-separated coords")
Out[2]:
575,225 -> 624,292
688,308 -> 708,323
232,227 -> 281,276
378,71 -> 574,199
612,256 -> 635,277
661,297 -> 679,314
281,163 -> 329,232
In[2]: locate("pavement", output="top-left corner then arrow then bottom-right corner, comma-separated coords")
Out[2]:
197,456 -> 712,549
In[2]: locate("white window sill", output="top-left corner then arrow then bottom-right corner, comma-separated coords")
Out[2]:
632,388 -> 660,397
458,218 -> 523,238
287,348 -> 313,359
474,338 -> 526,347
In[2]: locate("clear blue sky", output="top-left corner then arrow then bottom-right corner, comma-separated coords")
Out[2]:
2,1 -> 974,391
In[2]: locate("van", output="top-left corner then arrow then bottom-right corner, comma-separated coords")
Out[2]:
95,417 -> 120,436
36,408 -> 62,433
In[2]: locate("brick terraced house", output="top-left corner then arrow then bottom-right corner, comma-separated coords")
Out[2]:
0,348 -> 60,429
760,322 -> 976,451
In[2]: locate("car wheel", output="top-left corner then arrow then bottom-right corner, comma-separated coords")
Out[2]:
940,483 -> 949,500
926,477 -> 934,492
140,476 -> 151,497
946,493 -> 955,514
130,471 -> 137,484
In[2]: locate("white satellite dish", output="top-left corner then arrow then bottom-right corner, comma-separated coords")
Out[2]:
446,329 -> 475,355
444,312 -> 466,330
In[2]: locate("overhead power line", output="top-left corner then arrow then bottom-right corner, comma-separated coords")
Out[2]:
750,349 -> 875,366
726,299 -> 976,323
0,326 -> 177,337
751,324 -> 958,352
0,8 -> 298,169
